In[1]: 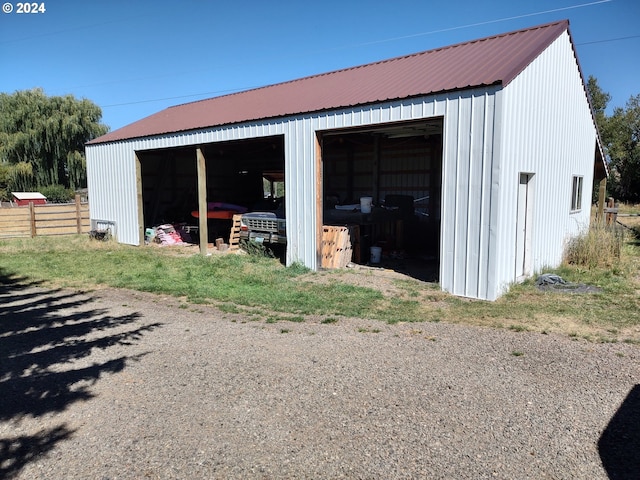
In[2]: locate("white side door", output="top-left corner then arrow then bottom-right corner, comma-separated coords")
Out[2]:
515,173 -> 534,279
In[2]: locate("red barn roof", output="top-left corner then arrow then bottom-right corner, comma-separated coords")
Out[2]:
89,20 -> 570,145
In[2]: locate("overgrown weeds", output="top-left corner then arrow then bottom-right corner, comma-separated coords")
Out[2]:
564,222 -> 626,269
240,239 -> 275,258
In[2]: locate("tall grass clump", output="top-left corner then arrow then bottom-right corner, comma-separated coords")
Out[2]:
564,222 -> 626,269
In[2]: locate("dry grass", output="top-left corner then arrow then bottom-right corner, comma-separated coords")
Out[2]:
564,222 -> 626,268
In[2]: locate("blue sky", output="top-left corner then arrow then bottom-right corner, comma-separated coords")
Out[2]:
1,0 -> 638,133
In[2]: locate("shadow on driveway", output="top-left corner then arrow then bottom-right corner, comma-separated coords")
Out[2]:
599,384 -> 640,479
0,269 -> 161,479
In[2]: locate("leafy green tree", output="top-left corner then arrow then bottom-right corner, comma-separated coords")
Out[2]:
0,88 -> 108,193
587,77 -> 640,202
38,184 -> 75,203
607,95 -> 640,202
587,75 -> 611,128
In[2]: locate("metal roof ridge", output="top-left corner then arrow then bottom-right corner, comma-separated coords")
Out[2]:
87,19 -> 570,145
165,19 -> 570,111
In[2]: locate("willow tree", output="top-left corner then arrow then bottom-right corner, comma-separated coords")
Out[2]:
0,88 -> 109,191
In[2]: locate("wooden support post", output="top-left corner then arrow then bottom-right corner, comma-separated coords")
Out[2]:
135,153 -> 144,245
196,147 -> 209,255
315,132 -> 323,269
606,197 -> 615,226
29,201 -> 36,237
347,148 -> 354,202
372,134 -> 380,204
75,193 -> 82,234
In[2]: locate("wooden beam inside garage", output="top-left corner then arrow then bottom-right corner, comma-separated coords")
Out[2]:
315,132 -> 323,269
196,147 -> 209,255
135,152 -> 144,246
372,134 -> 380,203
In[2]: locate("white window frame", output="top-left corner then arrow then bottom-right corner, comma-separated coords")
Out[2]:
570,175 -> 583,212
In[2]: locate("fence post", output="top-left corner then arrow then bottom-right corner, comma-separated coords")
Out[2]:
606,197 -> 617,226
597,178 -> 606,225
75,194 -> 82,234
29,201 -> 36,237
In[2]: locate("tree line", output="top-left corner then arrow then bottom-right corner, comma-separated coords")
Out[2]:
0,88 -> 108,202
0,82 -> 638,203
587,76 -> 640,203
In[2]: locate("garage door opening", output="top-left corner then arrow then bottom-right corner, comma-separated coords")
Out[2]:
320,119 -> 443,282
136,135 -> 285,251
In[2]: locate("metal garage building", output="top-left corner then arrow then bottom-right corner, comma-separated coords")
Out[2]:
85,19 -> 606,301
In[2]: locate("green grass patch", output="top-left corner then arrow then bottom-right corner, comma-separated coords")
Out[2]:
1,234 -> 639,342
0,236 -> 394,319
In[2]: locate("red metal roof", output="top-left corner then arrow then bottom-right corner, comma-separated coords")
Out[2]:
89,20 -> 570,145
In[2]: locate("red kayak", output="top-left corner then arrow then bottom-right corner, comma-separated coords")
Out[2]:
191,210 -> 236,219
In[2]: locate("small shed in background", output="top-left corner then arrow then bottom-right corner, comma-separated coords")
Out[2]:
11,192 -> 47,206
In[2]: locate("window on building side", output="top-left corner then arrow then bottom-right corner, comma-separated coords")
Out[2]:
571,176 -> 583,212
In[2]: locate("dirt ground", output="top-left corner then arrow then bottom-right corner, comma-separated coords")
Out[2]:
1,277 -> 639,479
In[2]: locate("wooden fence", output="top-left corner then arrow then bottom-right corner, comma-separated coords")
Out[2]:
0,195 -> 90,239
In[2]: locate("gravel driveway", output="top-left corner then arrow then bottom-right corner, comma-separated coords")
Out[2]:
1,280 -> 638,479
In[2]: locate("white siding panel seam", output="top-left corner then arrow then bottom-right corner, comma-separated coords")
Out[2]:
478,93 -> 490,299
465,95 -> 475,297
453,96 -> 462,294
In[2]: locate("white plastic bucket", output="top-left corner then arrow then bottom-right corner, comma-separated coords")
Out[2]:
360,196 -> 373,214
370,246 -> 382,264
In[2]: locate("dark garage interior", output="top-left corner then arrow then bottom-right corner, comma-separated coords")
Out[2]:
136,135 -> 286,244
320,118 -> 443,281
135,119 -> 443,281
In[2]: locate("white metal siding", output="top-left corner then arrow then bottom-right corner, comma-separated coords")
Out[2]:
440,90 -> 498,299
494,31 -> 597,298
86,141 -> 140,243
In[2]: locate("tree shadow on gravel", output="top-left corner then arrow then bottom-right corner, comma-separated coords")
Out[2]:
0,268 -> 162,479
599,384 -> 640,479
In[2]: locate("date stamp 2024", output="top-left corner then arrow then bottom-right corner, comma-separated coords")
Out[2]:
3,2 -> 46,14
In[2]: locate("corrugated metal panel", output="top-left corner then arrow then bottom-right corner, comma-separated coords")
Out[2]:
89,21 -> 568,145
439,90 -> 497,299
86,142 -> 141,244
284,118 -> 317,268
493,31 -> 597,299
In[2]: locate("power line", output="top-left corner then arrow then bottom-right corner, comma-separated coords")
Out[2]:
93,0 -> 615,93
577,34 -> 640,46
97,0 -> 617,110
352,0 -> 613,47
101,87 -> 258,108
101,33 -> 640,110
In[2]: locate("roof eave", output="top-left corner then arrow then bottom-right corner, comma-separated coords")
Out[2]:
87,82 -> 505,147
